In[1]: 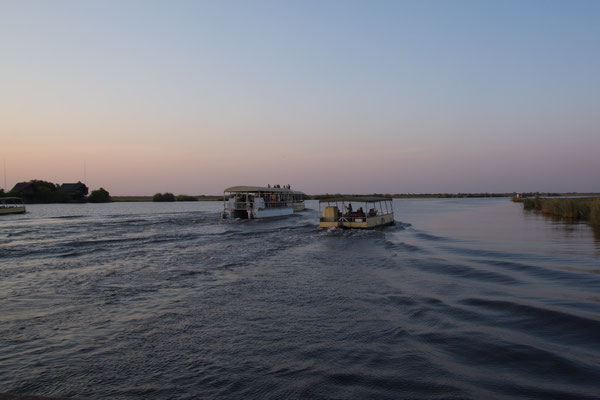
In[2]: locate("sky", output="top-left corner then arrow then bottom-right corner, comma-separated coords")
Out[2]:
1,0 -> 599,195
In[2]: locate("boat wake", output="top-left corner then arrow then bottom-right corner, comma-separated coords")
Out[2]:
1,201 -> 598,399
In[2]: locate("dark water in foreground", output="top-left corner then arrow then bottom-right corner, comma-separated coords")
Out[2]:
1,198 -> 599,399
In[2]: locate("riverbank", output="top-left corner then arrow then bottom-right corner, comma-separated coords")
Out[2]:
312,192 -> 600,200
514,196 -> 600,226
110,192 -> 600,202
111,195 -> 222,202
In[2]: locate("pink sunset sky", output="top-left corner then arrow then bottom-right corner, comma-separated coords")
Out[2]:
2,1 -> 599,195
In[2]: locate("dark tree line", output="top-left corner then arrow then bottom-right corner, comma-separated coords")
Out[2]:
4,180 -> 111,203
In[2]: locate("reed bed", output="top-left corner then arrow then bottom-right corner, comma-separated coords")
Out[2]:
518,197 -> 600,226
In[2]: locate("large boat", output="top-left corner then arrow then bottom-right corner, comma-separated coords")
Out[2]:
0,197 -> 26,215
319,197 -> 394,229
222,186 -> 306,220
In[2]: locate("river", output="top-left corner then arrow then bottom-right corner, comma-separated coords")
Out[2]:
1,198 -> 599,399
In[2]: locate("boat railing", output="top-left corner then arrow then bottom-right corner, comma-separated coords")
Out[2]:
342,214 -> 367,222
263,201 -> 293,209
227,200 -> 295,210
320,211 -> 393,223
0,199 -> 25,209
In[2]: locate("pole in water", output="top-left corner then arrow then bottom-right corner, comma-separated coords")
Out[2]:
3,158 -> 6,191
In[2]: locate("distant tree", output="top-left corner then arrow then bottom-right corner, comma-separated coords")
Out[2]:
153,192 -> 175,202
37,185 -> 55,202
88,187 -> 111,203
32,180 -> 59,192
0,188 -> 4,197
176,194 -> 198,201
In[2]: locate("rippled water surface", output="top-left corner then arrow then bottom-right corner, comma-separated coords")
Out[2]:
1,199 -> 599,399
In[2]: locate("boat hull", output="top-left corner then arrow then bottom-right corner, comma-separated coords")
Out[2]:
254,207 -> 294,219
0,206 -> 26,215
223,207 -> 294,219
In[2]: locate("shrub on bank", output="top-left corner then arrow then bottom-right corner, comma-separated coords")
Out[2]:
176,195 -> 198,201
153,192 -> 175,202
590,200 -> 600,226
88,188 -> 111,203
522,197 -> 542,211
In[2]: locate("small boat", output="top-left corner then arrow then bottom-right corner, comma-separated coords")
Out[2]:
222,186 -> 306,220
319,197 -> 394,229
0,197 -> 26,215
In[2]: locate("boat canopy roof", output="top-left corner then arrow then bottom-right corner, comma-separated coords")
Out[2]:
224,186 -> 305,195
319,196 -> 391,203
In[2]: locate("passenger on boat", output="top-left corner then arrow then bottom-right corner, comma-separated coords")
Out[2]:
345,203 -> 353,214
369,208 -> 377,217
357,207 -> 365,217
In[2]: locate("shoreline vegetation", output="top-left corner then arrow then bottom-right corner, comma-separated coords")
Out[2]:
111,194 -> 223,202
2,182 -> 599,208
115,192 -> 600,202
314,192 -> 564,199
513,196 -> 600,226
2,180 -> 111,204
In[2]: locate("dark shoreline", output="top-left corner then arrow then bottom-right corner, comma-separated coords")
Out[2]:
10,192 -> 600,203
113,192 -> 600,201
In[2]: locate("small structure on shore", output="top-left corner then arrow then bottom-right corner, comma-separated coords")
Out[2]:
10,182 -> 37,201
58,182 -> 88,202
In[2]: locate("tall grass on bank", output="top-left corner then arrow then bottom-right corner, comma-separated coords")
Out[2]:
518,197 -> 600,226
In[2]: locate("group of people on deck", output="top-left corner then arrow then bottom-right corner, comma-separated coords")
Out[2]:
264,193 -> 286,207
344,203 -> 378,218
267,184 -> 291,189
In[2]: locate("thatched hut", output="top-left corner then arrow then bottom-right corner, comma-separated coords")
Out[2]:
58,182 -> 89,201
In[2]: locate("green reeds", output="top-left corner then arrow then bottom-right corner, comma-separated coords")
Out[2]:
519,197 -> 600,226
590,199 -> 600,226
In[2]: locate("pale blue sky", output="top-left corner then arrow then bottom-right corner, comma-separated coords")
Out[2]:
1,0 -> 599,194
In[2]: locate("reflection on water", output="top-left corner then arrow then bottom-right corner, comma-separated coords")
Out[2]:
0,198 -> 599,399
515,202 -> 600,254
591,225 -> 600,247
